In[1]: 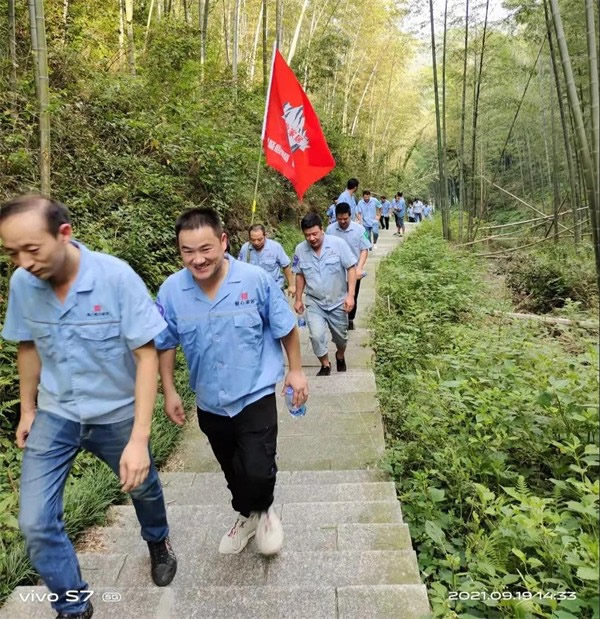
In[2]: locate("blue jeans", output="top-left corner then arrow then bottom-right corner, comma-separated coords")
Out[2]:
19,411 -> 169,614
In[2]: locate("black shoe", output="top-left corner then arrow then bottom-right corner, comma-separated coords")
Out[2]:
148,537 -> 177,586
56,602 -> 93,619
348,320 -> 354,330
316,365 -> 331,376
336,357 -> 347,372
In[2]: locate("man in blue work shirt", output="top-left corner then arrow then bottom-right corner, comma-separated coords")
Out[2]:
154,208 -> 308,557
0,195 -> 177,619
337,177 -> 359,220
413,198 -> 423,223
238,224 -> 295,296
380,196 -> 392,231
326,198 -> 337,224
392,192 -> 406,237
293,213 -> 357,375
356,190 -> 381,249
326,202 -> 371,330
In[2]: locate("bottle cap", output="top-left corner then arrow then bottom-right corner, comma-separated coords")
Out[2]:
285,386 -> 294,395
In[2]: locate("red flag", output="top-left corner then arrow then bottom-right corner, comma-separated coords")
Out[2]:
262,49 -> 335,200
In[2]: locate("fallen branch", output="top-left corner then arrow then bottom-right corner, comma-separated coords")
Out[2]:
491,310 -> 598,331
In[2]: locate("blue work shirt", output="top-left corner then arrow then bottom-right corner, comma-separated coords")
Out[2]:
393,198 -> 406,217
238,238 -> 290,289
380,200 -> 392,216
154,257 -> 295,417
292,234 -> 357,311
357,199 -> 380,228
326,204 -> 336,224
423,205 -> 431,217
337,190 -> 358,219
326,221 -> 371,261
1,241 -> 166,424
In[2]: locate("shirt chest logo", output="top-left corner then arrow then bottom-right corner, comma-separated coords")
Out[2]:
235,292 -> 256,306
87,304 -> 110,317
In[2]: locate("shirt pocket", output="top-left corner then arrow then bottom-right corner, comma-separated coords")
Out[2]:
28,323 -> 55,359
233,311 -> 263,353
78,323 -> 123,360
324,256 -> 340,274
176,322 -> 197,351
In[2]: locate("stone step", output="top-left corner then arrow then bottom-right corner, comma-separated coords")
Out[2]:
160,480 -> 396,505
62,549 -> 420,589
275,391 -> 377,415
277,369 -> 376,396
99,522 -> 413,554
1,584 -> 430,619
106,500 -> 403,531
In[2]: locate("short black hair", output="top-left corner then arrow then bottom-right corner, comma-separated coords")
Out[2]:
175,207 -> 223,241
249,223 -> 266,235
335,202 -> 351,216
362,189 -> 371,196
0,194 -> 71,236
301,213 -> 322,230
399,192 -> 403,197
347,178 -> 359,190
381,195 -> 386,200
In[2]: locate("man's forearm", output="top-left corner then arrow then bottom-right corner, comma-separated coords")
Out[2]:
281,327 -> 302,372
347,266 -> 357,297
295,274 -> 305,302
131,344 -> 159,442
357,250 -> 368,272
158,348 -> 177,395
17,342 -> 40,415
283,265 -> 294,288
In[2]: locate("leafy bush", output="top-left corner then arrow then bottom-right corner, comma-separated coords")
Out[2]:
375,223 -> 599,618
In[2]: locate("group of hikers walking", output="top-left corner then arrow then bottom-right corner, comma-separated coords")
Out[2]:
0,183 -> 430,618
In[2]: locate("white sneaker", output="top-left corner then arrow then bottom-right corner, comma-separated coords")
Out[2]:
373,243 -> 378,250
219,514 -> 258,554
255,508 -> 284,555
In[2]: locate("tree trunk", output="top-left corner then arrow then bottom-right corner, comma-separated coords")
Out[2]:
201,0 -> 210,79
183,0 -> 189,24
469,0 -> 489,240
350,61 -> 378,137
61,0 -> 69,45
8,0 -> 17,117
249,3 -> 262,83
585,0 -> 599,195
275,0 -> 282,50
223,0 -> 230,67
441,0 -> 450,237
551,81 -> 560,243
232,0 -> 240,86
549,0 -> 599,286
458,0 -> 469,243
262,0 -> 267,94
288,0 -> 309,66
119,0 -> 126,69
429,0 -> 450,240
33,0 -> 51,194
124,0 -> 136,75
144,0 -> 156,52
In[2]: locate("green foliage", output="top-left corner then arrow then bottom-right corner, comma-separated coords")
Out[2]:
503,244 -> 598,314
375,223 -> 599,618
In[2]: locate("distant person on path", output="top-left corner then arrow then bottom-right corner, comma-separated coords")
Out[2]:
392,192 -> 406,237
0,195 -> 177,619
380,196 -> 392,231
356,190 -> 381,249
326,198 -> 337,225
293,213 -> 357,375
413,198 -> 423,223
337,178 -> 359,221
155,208 -> 308,557
326,202 -> 371,331
423,203 -> 432,219
408,202 -> 415,223
238,224 -> 295,297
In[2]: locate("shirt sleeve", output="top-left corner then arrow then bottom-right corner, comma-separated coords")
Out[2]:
259,274 -> 296,339
291,245 -> 303,275
1,275 -> 33,342
277,243 -> 291,268
339,239 -> 357,269
153,281 -> 179,350
118,266 -> 168,350
238,243 -> 247,261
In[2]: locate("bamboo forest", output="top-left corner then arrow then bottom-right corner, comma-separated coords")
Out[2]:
0,0 -> 598,618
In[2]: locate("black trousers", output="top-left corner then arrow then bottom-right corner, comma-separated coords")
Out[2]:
382,216 -> 390,230
348,277 -> 362,321
197,394 -> 278,517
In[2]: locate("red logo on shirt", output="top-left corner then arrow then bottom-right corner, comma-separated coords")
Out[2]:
240,292 -> 248,301
93,304 -> 101,312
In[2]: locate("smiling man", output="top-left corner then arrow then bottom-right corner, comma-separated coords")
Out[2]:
155,207 -> 307,557
0,195 -> 176,619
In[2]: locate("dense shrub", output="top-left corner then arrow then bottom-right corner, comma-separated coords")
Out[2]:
375,222 -> 599,618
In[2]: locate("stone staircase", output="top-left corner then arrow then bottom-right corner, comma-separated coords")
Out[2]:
1,227 -> 430,618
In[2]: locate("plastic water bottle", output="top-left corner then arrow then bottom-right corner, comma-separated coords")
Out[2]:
298,314 -> 307,328
285,386 -> 306,418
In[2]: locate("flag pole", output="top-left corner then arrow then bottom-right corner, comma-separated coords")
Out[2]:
250,41 -> 278,228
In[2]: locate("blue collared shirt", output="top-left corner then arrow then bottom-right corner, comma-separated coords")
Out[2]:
337,190 -> 358,219
380,200 -> 392,216
326,204 -> 336,224
357,199 -> 380,228
393,198 -> 406,217
238,238 -> 291,288
292,235 -> 357,311
1,241 -> 166,424
326,221 -> 371,261
154,257 -> 295,417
